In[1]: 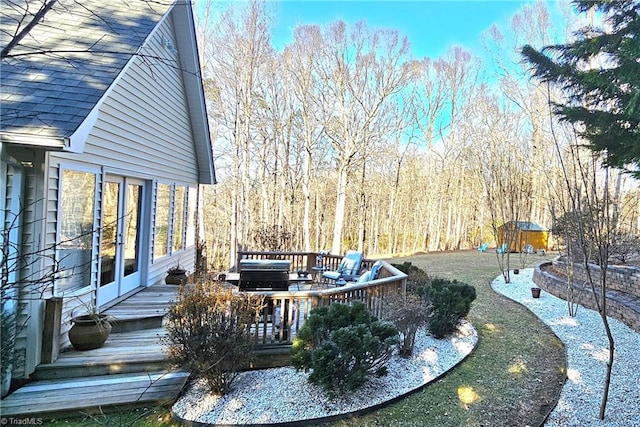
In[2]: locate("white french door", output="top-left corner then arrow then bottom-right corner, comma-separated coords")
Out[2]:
98,176 -> 145,306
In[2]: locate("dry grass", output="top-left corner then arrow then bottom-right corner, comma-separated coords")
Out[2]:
334,250 -> 566,427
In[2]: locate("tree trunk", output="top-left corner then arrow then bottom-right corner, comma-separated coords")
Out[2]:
331,162 -> 349,254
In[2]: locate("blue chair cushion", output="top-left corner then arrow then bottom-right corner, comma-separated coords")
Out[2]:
369,260 -> 383,280
323,271 -> 342,281
357,271 -> 371,283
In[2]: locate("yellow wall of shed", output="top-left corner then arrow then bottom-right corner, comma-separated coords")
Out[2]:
497,229 -> 549,252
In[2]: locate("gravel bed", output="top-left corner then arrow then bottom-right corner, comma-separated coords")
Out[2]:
172,321 -> 477,425
492,268 -> 640,427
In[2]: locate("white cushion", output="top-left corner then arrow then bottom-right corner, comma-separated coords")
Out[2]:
357,271 -> 371,283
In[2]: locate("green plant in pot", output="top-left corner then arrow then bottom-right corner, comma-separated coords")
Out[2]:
166,263 -> 188,285
68,301 -> 113,351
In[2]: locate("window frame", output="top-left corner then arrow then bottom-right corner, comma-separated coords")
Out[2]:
153,182 -> 171,260
153,182 -> 194,261
54,165 -> 100,297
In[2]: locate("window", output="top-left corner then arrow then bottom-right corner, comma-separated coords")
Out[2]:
153,183 -> 195,259
57,169 -> 97,294
154,183 -> 170,259
186,187 -> 197,247
172,186 -> 186,251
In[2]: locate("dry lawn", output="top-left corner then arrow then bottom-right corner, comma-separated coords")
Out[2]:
335,250 -> 566,427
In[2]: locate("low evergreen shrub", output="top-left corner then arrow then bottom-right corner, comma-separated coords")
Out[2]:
420,278 -> 476,338
391,262 -> 431,292
163,282 -> 263,394
291,302 -> 399,397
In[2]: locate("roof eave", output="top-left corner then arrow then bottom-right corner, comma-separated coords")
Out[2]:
172,1 -> 216,185
1,132 -> 68,150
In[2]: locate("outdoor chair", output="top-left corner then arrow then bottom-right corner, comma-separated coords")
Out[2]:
496,243 -> 508,254
478,242 -> 489,252
322,250 -> 363,285
357,260 -> 384,283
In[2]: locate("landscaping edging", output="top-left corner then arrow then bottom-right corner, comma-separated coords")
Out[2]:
171,322 -> 479,426
494,268 -> 640,426
533,261 -> 640,333
490,271 -> 567,427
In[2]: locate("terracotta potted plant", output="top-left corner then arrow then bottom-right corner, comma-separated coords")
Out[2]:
531,287 -> 541,298
68,303 -> 113,351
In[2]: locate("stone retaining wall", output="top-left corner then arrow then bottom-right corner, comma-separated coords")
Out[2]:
549,258 -> 640,295
533,261 -> 640,333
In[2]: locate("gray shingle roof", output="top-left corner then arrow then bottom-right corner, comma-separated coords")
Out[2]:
1,0 -> 172,141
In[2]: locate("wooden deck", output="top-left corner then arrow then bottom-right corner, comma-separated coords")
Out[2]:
104,284 -> 178,332
0,285 -> 185,419
1,260 -> 408,419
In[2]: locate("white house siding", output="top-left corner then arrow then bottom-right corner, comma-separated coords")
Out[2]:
41,11 -> 203,354
56,17 -> 198,182
3,150 -> 47,380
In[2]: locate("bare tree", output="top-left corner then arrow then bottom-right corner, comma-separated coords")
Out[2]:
311,21 -> 413,254
1,0 -> 58,59
199,0 -> 274,267
283,25 -> 326,252
413,47 -> 485,251
483,1 -> 581,238
472,87 -> 534,282
549,123 -> 621,419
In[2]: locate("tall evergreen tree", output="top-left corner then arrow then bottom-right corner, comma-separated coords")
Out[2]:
521,0 -> 640,178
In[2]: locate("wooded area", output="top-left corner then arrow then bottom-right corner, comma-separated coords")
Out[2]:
195,1 -> 639,270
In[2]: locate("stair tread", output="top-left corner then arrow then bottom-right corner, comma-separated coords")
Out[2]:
1,371 -> 189,417
40,327 -> 167,367
38,352 -> 166,367
34,327 -> 169,380
3,285 -> 182,418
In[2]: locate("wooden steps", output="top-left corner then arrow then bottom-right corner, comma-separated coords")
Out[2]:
0,285 -> 185,419
105,284 -> 177,333
0,371 -> 189,418
33,327 -> 168,380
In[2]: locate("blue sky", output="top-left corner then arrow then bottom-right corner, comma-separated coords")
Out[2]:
271,1 -> 530,59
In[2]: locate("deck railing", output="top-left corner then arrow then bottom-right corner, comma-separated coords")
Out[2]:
235,251 -> 407,348
236,250 -> 378,274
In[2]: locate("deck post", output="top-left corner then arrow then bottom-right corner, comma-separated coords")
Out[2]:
41,297 -> 63,363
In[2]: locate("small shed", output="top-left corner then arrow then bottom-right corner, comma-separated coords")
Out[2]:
497,221 -> 549,253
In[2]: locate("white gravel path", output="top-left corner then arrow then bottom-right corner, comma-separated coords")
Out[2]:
492,268 -> 640,427
173,268 -> 639,426
172,321 -> 477,425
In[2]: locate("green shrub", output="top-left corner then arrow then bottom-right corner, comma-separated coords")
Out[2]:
163,282 -> 263,395
391,262 -> 431,292
420,278 -> 476,339
291,302 -> 399,397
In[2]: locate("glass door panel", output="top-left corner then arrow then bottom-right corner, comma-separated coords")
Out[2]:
119,181 -> 143,295
98,176 -> 145,306
100,181 -> 119,289
123,183 -> 141,277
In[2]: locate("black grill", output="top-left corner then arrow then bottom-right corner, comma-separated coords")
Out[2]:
238,259 -> 291,291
